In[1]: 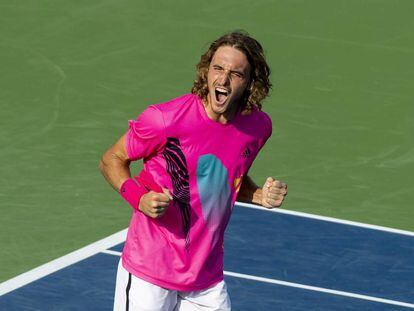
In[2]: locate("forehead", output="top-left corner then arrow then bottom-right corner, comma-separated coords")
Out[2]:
210,46 -> 250,72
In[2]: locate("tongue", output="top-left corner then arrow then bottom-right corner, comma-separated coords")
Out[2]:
217,93 -> 227,103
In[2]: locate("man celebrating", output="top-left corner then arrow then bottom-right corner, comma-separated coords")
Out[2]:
100,31 -> 287,311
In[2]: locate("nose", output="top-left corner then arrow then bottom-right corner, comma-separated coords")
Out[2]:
217,70 -> 231,86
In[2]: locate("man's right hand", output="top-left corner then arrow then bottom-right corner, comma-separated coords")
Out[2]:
138,188 -> 173,218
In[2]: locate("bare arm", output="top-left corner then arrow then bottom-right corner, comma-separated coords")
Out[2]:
237,175 -> 287,208
237,175 -> 263,205
99,134 -> 131,192
99,133 -> 172,218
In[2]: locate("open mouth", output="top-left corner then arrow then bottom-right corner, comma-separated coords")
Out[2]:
214,87 -> 229,104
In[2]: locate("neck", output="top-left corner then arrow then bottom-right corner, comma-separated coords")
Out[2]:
203,98 -> 239,124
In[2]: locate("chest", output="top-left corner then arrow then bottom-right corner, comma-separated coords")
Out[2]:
163,122 -> 261,181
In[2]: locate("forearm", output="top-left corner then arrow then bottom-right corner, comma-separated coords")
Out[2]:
99,151 -> 131,191
236,175 -> 263,205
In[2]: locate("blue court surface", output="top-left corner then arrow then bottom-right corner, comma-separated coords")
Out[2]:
1,203 -> 414,310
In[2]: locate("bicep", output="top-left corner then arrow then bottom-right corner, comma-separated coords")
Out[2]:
99,133 -> 133,191
102,133 -> 130,164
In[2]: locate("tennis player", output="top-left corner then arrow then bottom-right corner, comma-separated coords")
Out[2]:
100,30 -> 287,311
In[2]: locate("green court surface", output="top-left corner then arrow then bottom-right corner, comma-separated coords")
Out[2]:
1,1 -> 413,283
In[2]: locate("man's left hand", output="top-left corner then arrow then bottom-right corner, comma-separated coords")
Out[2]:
261,177 -> 287,208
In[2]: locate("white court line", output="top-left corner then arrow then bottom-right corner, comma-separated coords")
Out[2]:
101,249 -> 124,257
237,202 -> 414,237
223,271 -> 414,309
0,229 -> 127,296
1,202 -> 414,298
101,250 -> 414,309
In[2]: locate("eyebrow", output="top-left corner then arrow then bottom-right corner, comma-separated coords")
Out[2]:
212,64 -> 245,77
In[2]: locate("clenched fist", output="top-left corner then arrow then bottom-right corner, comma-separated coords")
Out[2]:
261,177 -> 287,208
139,188 -> 173,218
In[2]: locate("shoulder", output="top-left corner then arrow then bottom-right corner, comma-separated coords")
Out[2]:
258,110 -> 272,138
128,94 -> 199,143
136,93 -> 198,122
130,105 -> 165,139
255,109 -> 272,126
153,93 -> 199,112
149,93 -> 201,132
240,108 -> 272,140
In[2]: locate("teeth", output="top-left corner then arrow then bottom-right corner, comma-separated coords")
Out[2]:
215,87 -> 228,94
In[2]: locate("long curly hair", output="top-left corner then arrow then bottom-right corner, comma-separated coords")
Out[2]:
191,30 -> 272,112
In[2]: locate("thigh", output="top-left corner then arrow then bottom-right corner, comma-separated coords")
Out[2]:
176,280 -> 231,311
113,259 -> 178,311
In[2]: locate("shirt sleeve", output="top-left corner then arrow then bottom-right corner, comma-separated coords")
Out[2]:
260,111 -> 273,147
244,112 -> 273,176
125,105 -> 167,161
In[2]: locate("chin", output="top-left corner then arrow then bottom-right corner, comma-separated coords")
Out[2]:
213,99 -> 229,111
212,106 -> 227,115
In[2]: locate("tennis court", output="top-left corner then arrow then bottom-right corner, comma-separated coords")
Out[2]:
1,204 -> 413,310
1,1 -> 413,310
0,204 -> 414,310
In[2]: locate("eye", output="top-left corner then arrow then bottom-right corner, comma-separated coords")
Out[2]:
213,65 -> 223,72
232,72 -> 243,79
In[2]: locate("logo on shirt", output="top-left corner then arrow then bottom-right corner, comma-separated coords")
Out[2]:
241,147 -> 251,158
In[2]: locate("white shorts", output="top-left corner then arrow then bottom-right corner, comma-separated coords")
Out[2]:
113,259 -> 231,311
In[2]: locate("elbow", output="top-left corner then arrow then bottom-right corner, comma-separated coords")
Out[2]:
99,154 -> 108,175
99,150 -> 130,175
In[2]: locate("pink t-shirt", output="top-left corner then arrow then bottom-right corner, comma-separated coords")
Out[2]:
122,93 -> 272,291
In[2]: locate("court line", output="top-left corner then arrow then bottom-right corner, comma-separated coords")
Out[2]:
2,202 -> 413,297
237,202 -> 414,237
101,249 -> 124,257
0,229 -> 127,296
101,250 -> 414,309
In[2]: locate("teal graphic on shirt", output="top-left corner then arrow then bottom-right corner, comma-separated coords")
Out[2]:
197,154 -> 232,231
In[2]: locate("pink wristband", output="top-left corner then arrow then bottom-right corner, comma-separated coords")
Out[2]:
119,178 -> 148,210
